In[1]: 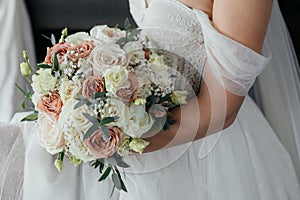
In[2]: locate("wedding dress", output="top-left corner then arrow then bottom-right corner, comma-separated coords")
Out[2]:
1,0 -> 300,200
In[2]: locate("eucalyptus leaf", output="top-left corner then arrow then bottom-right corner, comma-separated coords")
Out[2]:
83,124 -> 99,139
107,157 -> 118,166
99,162 -> 104,174
100,125 -> 110,140
100,116 -> 118,125
167,119 -> 176,125
83,113 -> 99,124
128,29 -> 142,41
116,37 -> 127,46
21,101 -> 26,110
124,18 -> 131,31
51,34 -> 56,45
21,113 -> 38,122
98,167 -> 111,182
112,173 -> 122,190
117,161 -> 130,168
116,168 -> 128,192
74,100 -> 87,110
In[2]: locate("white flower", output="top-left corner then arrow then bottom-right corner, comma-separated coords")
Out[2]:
59,78 -> 82,103
58,99 -> 94,163
58,99 -> 93,134
104,65 -> 130,95
123,41 -> 145,65
101,98 -> 129,129
171,90 -> 188,105
90,25 -> 126,44
134,66 -> 152,98
129,138 -> 150,154
65,32 -> 91,45
37,112 -> 65,155
87,44 -> 129,76
31,69 -> 58,94
149,53 -> 165,64
123,104 -> 154,138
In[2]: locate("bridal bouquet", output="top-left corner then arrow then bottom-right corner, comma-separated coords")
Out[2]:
17,19 -> 188,192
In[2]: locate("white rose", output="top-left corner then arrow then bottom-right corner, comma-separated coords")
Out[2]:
37,112 -> 65,155
65,32 -> 91,45
58,99 -> 92,134
104,65 -> 130,95
123,41 -> 145,65
101,98 -> 130,130
31,69 -> 58,94
134,66 -> 152,98
123,104 -> 154,138
87,44 -> 129,76
59,78 -> 82,103
90,25 -> 126,44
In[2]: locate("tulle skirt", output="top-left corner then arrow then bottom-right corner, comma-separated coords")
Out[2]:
1,96 -> 300,200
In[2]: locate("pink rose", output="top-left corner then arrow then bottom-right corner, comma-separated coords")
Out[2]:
37,91 -> 63,120
84,127 -> 122,159
117,72 -> 138,103
68,41 -> 95,62
82,76 -> 105,98
44,42 -> 71,65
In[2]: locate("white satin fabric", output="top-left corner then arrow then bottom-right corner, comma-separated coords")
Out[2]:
0,0 -> 36,123
1,0 -> 300,199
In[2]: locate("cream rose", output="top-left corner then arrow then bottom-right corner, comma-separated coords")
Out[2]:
65,32 -> 91,45
37,112 -> 65,155
129,138 -> 150,154
123,41 -> 145,65
32,69 -> 58,94
90,25 -> 126,44
101,98 -> 129,130
123,104 -> 154,138
84,127 -> 122,159
58,99 -> 92,134
37,90 -> 63,120
104,65 -> 130,95
59,78 -> 82,103
87,44 -> 129,76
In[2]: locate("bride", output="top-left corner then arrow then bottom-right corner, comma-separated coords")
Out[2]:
1,0 -> 300,199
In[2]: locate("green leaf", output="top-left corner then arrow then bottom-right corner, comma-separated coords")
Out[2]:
100,116 -> 118,125
21,113 -> 38,122
124,18 -> 131,31
115,168 -> 128,192
100,125 -> 110,140
116,37 -> 127,46
128,29 -> 142,41
74,100 -> 88,110
110,185 -> 116,198
161,103 -> 175,108
117,161 -> 130,168
83,124 -> 99,139
99,162 -> 104,174
92,160 -> 100,169
41,34 -> 51,41
114,24 -> 119,28
21,101 -> 26,110
112,173 -> 122,190
167,119 -> 176,125
83,113 -> 99,124
37,63 -> 52,69
15,83 -> 27,97
98,166 -> 112,182
53,53 -> 59,71
51,34 -> 56,45
107,157 -> 118,166
91,92 -> 106,99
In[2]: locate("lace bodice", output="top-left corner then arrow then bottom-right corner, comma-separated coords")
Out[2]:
128,0 -> 271,96
129,0 -> 206,95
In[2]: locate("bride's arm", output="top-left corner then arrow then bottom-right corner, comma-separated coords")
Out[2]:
142,0 -> 273,153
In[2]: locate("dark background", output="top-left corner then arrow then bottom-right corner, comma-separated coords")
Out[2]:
24,0 -> 300,64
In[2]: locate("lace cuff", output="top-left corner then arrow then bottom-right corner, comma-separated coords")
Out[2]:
193,9 -> 272,96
